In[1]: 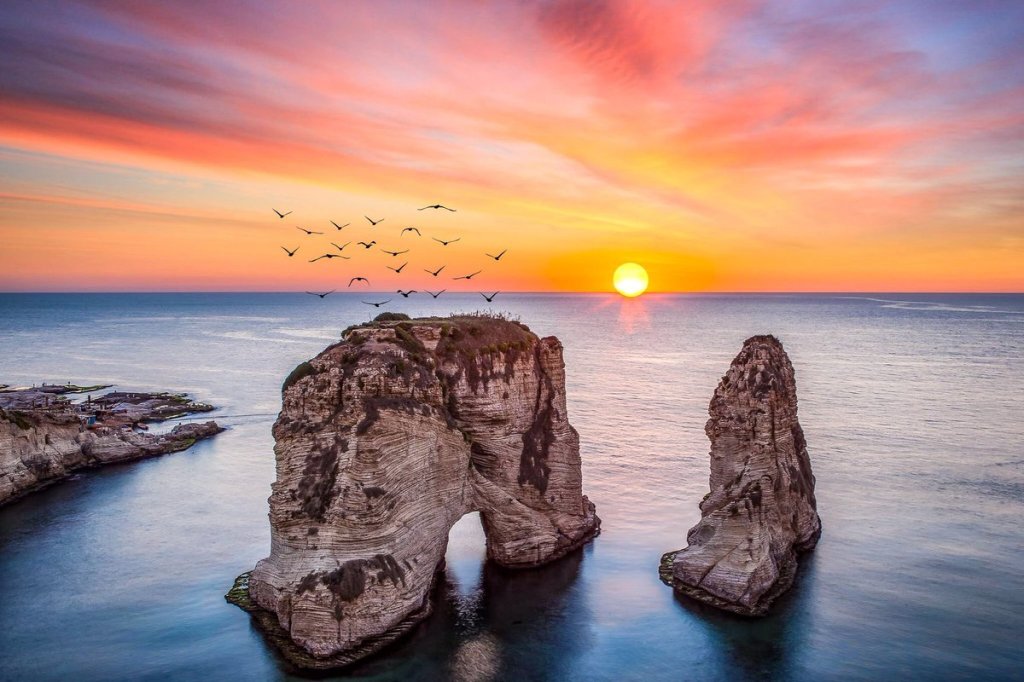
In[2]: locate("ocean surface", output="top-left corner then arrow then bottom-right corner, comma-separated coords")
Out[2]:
0,293 -> 1022,681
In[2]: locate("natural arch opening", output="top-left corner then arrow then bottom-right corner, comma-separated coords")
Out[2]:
444,512 -> 488,598
238,314 -> 600,669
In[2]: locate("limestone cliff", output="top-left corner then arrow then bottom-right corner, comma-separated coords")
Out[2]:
0,387 -> 222,505
661,335 -> 820,616
238,314 -> 599,668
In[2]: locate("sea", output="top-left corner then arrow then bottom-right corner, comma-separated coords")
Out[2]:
0,293 -> 1021,681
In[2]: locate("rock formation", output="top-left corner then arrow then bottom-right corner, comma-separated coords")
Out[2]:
661,335 -> 820,616
0,385 -> 222,505
234,313 -> 599,669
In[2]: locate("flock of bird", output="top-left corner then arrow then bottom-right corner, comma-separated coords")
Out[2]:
273,205 -> 505,309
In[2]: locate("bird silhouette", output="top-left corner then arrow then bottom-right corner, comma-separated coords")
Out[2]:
296,226 -> 323,235
387,262 -> 408,274
331,241 -> 351,252
305,289 -> 335,298
486,249 -> 507,261
273,208 -> 292,219
309,253 -> 348,262
397,289 -> 416,298
365,216 -> 384,226
425,265 -> 446,277
281,246 -> 299,257
480,291 -> 500,302
432,237 -> 461,246
401,227 -> 421,236
349,277 -> 370,287
331,221 -> 349,231
357,240 -> 377,249
418,204 -> 456,212
454,270 -> 482,280
381,248 -> 409,257
362,300 -> 391,308
426,290 -> 446,298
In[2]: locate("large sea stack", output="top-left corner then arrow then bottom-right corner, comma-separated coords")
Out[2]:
661,335 -> 820,616
234,313 -> 599,669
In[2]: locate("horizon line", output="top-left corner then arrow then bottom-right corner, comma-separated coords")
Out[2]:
1,290 -> 1022,296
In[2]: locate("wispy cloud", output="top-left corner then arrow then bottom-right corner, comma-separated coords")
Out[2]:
0,0 -> 1021,291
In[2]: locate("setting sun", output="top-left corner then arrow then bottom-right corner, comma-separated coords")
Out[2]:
613,262 -> 649,297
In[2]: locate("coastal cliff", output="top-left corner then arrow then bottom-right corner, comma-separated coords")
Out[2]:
0,385 -> 222,505
661,335 -> 821,616
235,313 -> 599,669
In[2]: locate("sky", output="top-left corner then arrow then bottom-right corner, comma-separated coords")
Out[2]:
0,0 -> 1022,293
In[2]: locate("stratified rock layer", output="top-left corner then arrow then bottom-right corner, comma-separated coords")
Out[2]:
242,314 -> 599,668
661,335 -> 820,616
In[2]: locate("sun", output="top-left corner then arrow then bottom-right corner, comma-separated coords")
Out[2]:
613,262 -> 649,297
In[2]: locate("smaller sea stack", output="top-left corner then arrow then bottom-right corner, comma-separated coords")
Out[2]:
661,335 -> 821,616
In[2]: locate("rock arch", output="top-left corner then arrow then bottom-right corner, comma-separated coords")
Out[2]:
234,314 -> 600,668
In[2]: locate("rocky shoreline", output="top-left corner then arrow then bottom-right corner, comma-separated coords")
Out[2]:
0,383 -> 223,505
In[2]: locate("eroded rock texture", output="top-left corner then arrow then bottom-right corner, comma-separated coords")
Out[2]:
661,335 -> 820,616
243,314 -> 599,668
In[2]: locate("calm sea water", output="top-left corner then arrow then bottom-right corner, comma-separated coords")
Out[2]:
0,293 -> 1022,681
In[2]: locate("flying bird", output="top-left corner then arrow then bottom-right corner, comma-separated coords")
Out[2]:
357,240 -> 377,249
331,241 -> 351,251
281,246 -> 299,257
480,291 -> 500,302
349,277 -> 370,287
305,289 -> 334,298
432,237 -> 461,246
365,216 -> 384,226
309,253 -> 348,262
331,221 -> 349,231
387,262 -> 408,274
418,204 -> 456,211
486,249 -> 507,261
425,265 -> 446,277
397,289 -> 417,298
273,208 -> 292,219
401,227 -> 421,236
426,290 -> 446,298
362,300 -> 391,308
381,248 -> 409,257
296,226 -> 323,235
454,270 -> 482,280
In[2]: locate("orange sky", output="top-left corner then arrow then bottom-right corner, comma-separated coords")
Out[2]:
0,1 -> 1021,293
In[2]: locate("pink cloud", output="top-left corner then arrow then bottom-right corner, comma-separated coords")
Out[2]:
0,0 -> 1021,290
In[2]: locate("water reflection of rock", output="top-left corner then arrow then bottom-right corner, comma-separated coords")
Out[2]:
343,548 -> 592,681
673,550 -> 821,680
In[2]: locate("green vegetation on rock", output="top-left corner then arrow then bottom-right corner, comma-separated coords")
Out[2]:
283,361 -> 315,392
373,312 -> 410,322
